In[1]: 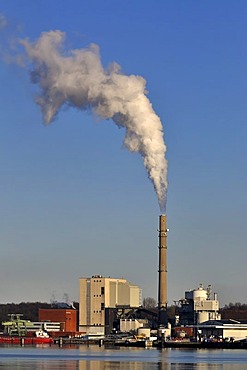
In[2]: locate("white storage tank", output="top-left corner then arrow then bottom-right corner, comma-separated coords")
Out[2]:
197,312 -> 209,323
193,287 -> 207,301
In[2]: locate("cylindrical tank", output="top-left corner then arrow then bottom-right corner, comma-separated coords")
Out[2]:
193,288 -> 207,301
197,312 -> 209,323
137,328 -> 150,338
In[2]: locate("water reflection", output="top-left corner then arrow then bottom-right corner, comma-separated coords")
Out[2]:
0,361 -> 224,370
0,346 -> 246,369
0,360 -> 239,370
78,361 -> 223,370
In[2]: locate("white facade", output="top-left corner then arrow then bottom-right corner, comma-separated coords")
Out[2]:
194,296 -> 220,323
24,322 -> 61,332
120,319 -> 144,333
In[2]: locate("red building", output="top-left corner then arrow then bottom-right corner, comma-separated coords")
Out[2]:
39,308 -> 77,332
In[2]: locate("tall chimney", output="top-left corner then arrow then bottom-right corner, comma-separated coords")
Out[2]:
158,214 -> 168,326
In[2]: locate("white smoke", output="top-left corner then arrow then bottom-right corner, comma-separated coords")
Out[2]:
20,31 -> 168,211
0,13 -> 7,30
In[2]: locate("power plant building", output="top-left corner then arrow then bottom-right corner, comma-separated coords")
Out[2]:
79,275 -> 142,335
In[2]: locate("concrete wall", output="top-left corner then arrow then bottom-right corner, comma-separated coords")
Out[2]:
109,281 -> 116,307
79,279 -> 88,327
194,300 -> 219,311
90,277 -> 105,327
130,285 -> 141,307
117,282 -> 130,306
120,319 -> 143,332
223,329 -> 247,340
201,327 -> 247,340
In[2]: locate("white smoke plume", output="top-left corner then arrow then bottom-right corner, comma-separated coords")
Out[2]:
0,13 -> 7,30
20,31 -> 168,211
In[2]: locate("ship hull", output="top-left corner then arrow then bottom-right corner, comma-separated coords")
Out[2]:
0,336 -> 53,345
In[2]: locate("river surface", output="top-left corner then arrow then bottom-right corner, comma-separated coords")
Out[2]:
0,345 -> 247,369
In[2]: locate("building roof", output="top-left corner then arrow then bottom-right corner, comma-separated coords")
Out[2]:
193,319 -> 247,329
50,302 -> 76,309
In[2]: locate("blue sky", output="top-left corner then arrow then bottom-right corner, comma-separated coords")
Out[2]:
0,1 -> 246,306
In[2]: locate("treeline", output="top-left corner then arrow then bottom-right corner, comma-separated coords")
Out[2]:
0,301 -> 246,324
0,302 -> 53,323
0,302 -> 80,325
220,303 -> 247,320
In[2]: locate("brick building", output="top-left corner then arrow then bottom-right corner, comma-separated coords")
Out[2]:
39,308 -> 77,332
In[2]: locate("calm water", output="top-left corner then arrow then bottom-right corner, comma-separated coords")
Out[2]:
0,345 -> 247,369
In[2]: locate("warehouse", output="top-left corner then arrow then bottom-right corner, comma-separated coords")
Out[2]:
195,319 -> 247,341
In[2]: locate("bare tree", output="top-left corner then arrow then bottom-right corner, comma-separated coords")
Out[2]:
143,297 -> 157,309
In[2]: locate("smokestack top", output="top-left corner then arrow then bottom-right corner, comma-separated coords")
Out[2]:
159,214 -> 166,230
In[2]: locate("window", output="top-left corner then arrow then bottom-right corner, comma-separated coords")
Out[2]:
101,287 -> 105,295
101,303 -> 105,310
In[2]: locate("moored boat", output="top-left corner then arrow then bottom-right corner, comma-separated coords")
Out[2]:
0,336 -> 53,345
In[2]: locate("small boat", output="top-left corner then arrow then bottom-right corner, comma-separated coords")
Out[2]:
0,314 -> 53,345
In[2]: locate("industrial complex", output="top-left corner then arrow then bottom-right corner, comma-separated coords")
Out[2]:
1,214 -> 246,346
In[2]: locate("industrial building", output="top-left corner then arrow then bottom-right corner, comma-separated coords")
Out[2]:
177,284 -> 221,326
79,275 -> 142,336
39,307 -> 77,333
194,319 -> 247,341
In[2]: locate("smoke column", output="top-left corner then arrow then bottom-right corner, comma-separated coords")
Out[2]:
20,31 -> 168,211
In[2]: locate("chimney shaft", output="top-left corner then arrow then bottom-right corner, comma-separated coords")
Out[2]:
158,214 -> 168,326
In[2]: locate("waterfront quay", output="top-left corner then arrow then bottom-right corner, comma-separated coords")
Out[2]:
53,336 -> 247,350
